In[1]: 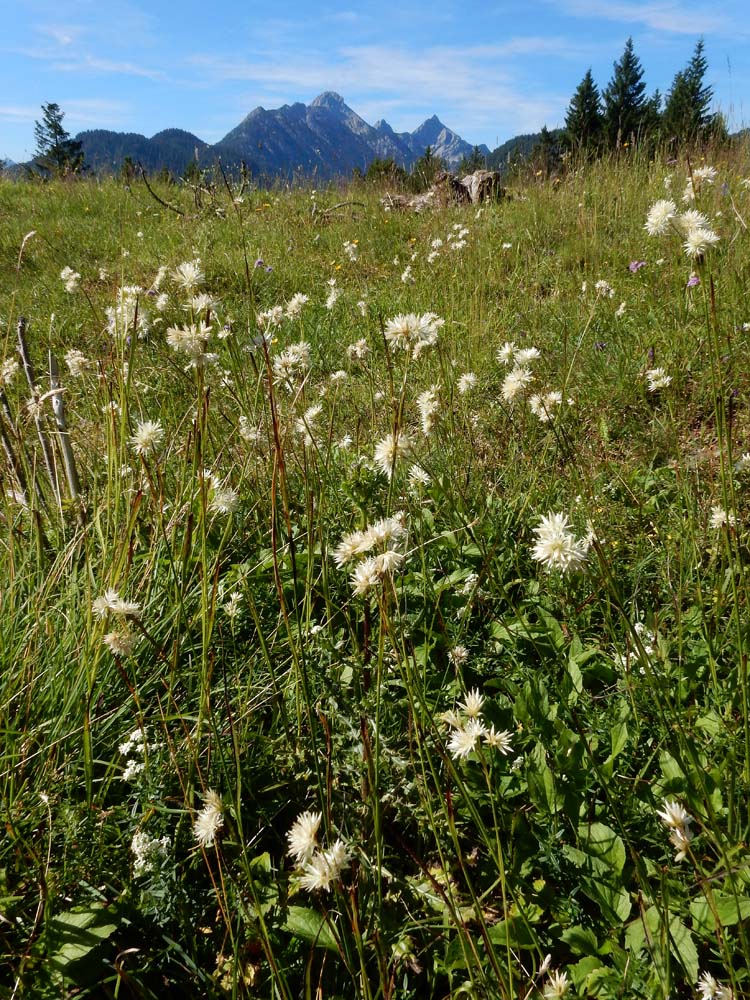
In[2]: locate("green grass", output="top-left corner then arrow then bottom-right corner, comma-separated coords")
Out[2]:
1,148 -> 750,999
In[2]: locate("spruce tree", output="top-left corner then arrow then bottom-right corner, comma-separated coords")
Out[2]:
33,103 -> 84,177
662,39 -> 714,143
564,69 -> 604,151
602,38 -> 650,147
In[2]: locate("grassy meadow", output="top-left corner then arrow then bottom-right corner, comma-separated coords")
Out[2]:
1,148 -> 750,999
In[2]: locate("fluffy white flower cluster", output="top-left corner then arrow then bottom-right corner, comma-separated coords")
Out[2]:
347,338 -> 370,362
257,305 -> 284,329
531,512 -> 589,573
193,789 -> 224,848
60,266 -> 81,293
64,349 -> 92,377
285,292 -> 309,319
656,799 -> 693,862
325,278 -> 339,310
383,313 -> 444,359
682,164 -> 717,203
529,390 -> 562,423
645,367 -> 671,392
644,192 -> 720,259
108,285 -> 150,339
709,505 -> 736,530
93,588 -> 141,619
295,403 -> 323,447
497,342 -> 541,405
543,969 -> 570,999
697,971 -> 734,1000
374,431 -> 413,480
204,470 -> 239,515
166,321 -> 216,369
286,810 -> 349,892
443,688 -> 513,761
417,386 -> 440,436
272,341 -> 312,390
129,419 -> 164,457
172,259 -> 204,292
333,513 -> 407,596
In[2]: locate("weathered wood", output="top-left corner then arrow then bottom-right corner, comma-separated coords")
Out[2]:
379,168 -> 506,213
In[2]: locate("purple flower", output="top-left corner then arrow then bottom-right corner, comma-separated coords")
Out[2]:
687,274 -> 700,288
254,258 -> 264,269
594,342 -> 607,351
629,260 -> 646,273
265,265 -> 273,273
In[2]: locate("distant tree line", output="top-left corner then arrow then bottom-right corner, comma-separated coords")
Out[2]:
564,37 -> 725,155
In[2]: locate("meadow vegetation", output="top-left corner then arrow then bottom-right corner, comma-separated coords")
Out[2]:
1,145 -> 750,999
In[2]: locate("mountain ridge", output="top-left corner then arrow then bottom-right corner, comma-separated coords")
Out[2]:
71,92 -> 490,179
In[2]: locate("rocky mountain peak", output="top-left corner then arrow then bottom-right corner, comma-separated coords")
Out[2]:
309,91 -> 350,114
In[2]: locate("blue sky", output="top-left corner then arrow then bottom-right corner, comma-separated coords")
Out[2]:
2,0 -> 748,162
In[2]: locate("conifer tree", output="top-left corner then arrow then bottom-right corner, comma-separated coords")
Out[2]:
602,38 -> 651,147
33,103 -> 84,177
565,69 -> 604,151
662,39 -> 714,143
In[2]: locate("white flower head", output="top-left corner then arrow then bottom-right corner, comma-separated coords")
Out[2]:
543,969 -> 570,998
92,589 -> 141,619
173,259 -> 204,291
644,199 -> 677,236
129,419 -> 164,457
299,839 -> 349,892
646,368 -> 671,392
193,789 -> 224,848
496,341 -> 516,365
373,431 -> 412,479
709,505 -> 736,530
285,292 -> 309,319
501,366 -> 533,404
531,512 -> 588,573
447,718 -> 487,760
287,810 -> 322,865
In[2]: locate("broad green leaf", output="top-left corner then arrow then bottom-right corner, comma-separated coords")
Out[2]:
284,905 -> 339,951
690,893 -> 750,936
668,916 -> 698,982
46,903 -> 120,973
561,925 -> 599,956
579,822 -> 626,877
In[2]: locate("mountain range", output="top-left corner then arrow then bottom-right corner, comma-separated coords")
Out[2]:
73,92 -> 490,179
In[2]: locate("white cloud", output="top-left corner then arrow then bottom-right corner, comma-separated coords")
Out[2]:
0,105 -> 40,123
186,38 -> 579,138
62,98 -> 133,127
51,55 -> 165,79
559,0 -> 732,35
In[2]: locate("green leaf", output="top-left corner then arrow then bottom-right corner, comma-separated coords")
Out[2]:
561,925 -> 599,956
486,916 -> 538,948
668,916 -> 698,982
581,822 -> 626,876
46,903 -> 121,975
284,905 -> 339,951
690,893 -> 750,936
526,742 -> 562,814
